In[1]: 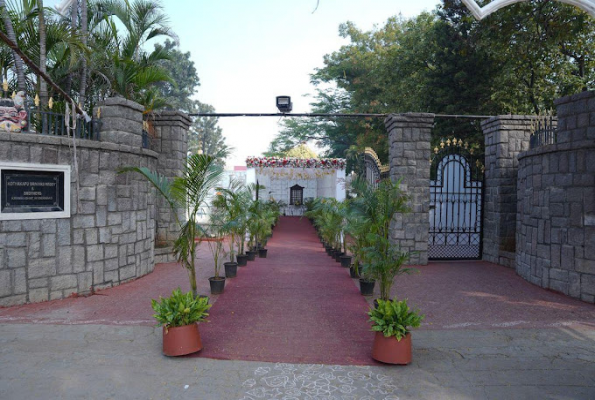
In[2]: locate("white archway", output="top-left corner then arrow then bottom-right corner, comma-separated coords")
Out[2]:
461,0 -> 595,20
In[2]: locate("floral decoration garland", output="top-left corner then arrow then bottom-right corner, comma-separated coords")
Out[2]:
246,157 -> 346,170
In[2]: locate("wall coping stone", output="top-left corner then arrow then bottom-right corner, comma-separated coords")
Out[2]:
100,97 -> 145,112
0,131 -> 158,159
152,111 -> 192,129
553,90 -> 595,106
481,115 -> 537,129
385,113 -> 434,131
518,139 -> 595,161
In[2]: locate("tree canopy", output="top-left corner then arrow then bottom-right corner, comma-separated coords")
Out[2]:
269,0 -> 594,164
0,0 -> 228,162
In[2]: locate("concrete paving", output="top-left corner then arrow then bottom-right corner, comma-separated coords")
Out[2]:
1,323 -> 594,400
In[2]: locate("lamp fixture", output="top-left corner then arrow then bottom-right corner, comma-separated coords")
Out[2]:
276,96 -> 292,113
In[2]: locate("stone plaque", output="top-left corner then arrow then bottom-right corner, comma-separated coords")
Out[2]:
1,169 -> 65,213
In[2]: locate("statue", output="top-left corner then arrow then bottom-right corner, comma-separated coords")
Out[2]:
0,93 -> 28,133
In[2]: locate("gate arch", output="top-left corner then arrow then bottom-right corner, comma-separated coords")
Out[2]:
362,147 -> 389,189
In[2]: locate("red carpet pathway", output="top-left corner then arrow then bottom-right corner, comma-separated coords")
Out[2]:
197,216 -> 375,365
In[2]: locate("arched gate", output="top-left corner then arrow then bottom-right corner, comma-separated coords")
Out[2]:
429,138 -> 484,259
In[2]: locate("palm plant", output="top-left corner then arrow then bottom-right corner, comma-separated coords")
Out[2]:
247,199 -> 274,250
212,178 -> 248,263
95,0 -> 175,107
205,208 -> 226,280
317,198 -> 343,252
349,177 -> 414,301
0,0 -> 26,91
120,153 -> 223,297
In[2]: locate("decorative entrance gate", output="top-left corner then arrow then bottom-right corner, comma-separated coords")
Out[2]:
429,138 -> 484,259
362,147 -> 389,188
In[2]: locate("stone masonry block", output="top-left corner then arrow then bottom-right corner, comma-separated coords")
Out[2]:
50,275 -> 78,291
0,270 -> 11,296
28,258 -> 56,279
29,288 -> 49,303
7,248 -> 26,269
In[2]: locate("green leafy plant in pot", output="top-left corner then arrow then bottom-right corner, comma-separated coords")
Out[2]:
368,298 -> 423,364
152,288 -> 211,356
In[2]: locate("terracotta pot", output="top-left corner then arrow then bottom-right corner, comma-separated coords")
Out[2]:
371,332 -> 412,365
162,323 -> 203,356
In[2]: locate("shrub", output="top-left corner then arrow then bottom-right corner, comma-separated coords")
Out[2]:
368,299 -> 423,341
151,288 -> 211,328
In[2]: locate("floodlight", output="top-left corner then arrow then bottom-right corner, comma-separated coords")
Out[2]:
276,96 -> 292,113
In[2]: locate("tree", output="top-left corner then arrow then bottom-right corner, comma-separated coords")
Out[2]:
0,0 -> 26,91
78,0 -> 88,106
154,38 -> 200,112
477,0 -> 594,114
270,0 -> 595,161
188,102 -> 229,167
121,153 -> 224,297
38,0 -> 48,107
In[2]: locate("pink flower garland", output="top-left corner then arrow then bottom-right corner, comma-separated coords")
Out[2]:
246,157 -> 346,170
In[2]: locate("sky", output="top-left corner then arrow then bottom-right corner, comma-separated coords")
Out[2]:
53,0 -> 442,168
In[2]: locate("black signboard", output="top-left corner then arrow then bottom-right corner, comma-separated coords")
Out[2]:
1,169 -> 65,213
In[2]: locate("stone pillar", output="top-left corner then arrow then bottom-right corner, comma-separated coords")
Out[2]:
151,111 -> 190,259
386,113 -> 434,265
481,116 -> 534,268
95,97 -> 144,147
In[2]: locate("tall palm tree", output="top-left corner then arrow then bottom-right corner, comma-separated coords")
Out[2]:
38,0 -> 47,107
93,0 -> 176,107
0,0 -> 26,91
120,153 -> 223,297
78,0 -> 87,105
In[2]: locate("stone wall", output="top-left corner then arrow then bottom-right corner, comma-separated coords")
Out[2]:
386,113 -> 434,265
481,116 -> 535,268
516,90 -> 595,303
0,98 -> 189,305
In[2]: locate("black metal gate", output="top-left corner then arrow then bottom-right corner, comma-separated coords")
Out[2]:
362,147 -> 389,188
429,138 -> 484,259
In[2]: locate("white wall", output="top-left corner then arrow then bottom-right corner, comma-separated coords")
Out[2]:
251,169 -> 346,203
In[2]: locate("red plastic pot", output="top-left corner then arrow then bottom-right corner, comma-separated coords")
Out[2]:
371,332 -> 412,365
162,323 -> 203,356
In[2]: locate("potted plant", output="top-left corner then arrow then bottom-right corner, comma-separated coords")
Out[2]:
204,216 -> 227,294
247,198 -> 275,258
349,177 -> 413,300
368,299 -> 423,364
151,288 -> 211,356
213,179 -> 248,276
120,153 -> 223,298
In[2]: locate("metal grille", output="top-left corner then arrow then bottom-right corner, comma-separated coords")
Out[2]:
364,156 -> 381,189
529,115 -> 557,149
289,185 -> 303,205
362,148 -> 389,189
429,139 -> 484,260
27,107 -> 100,140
